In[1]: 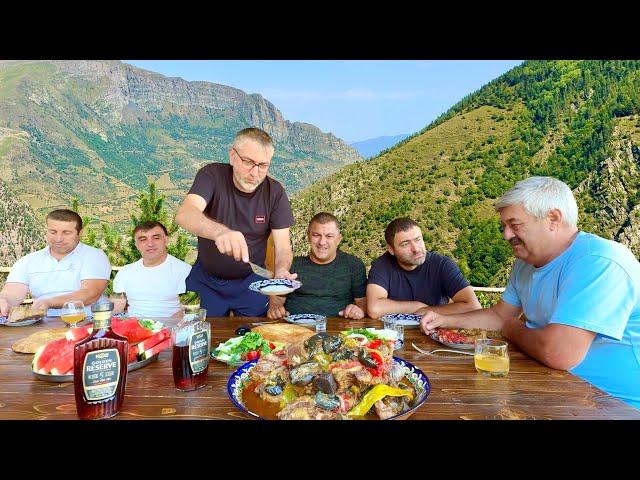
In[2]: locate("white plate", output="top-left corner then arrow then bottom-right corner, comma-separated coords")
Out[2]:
285,313 -> 325,326
249,279 -> 302,296
0,316 -> 44,327
380,313 -> 422,327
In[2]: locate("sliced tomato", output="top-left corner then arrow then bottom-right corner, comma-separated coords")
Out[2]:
365,350 -> 384,377
246,350 -> 260,361
367,339 -> 382,349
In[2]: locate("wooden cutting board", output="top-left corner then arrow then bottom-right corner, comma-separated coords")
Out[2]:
11,328 -> 69,354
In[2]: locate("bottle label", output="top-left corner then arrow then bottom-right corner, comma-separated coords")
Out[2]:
82,348 -> 121,401
189,330 -> 209,374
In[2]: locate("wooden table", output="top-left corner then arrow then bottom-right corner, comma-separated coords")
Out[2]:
1,316 -> 638,420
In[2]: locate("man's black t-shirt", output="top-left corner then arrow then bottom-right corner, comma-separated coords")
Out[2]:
187,163 -> 295,279
367,251 -> 470,305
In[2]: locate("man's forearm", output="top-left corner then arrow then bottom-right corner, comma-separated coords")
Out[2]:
426,307 -> 508,331
424,300 -> 481,315
273,247 -> 293,275
176,207 -> 229,241
44,288 -> 103,308
368,298 -> 427,319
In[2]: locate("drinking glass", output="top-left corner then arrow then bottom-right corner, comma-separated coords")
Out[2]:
314,315 -> 327,333
382,317 -> 404,350
474,338 -> 509,377
60,300 -> 86,327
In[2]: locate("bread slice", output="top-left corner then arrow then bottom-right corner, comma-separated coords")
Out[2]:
252,323 -> 315,344
11,328 -> 69,354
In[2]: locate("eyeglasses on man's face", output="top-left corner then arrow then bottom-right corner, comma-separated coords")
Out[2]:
232,147 -> 270,172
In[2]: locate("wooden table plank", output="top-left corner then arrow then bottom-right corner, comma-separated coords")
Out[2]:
1,316 -> 638,420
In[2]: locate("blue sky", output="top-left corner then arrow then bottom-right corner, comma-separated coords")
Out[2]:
124,60 -> 522,143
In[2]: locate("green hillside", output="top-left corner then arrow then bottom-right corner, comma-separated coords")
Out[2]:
292,60 -> 640,286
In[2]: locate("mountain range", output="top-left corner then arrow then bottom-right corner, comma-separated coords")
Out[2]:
2,60 -> 639,290
349,134 -> 410,158
291,61 -> 640,286
0,60 -> 361,264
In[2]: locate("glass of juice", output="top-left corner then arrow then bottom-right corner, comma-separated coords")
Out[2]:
474,338 -> 509,377
60,300 -> 86,327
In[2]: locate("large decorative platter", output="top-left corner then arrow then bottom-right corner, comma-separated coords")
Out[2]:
227,356 -> 431,420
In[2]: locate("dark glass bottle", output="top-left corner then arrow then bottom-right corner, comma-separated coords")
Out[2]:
74,301 -> 128,419
172,308 -> 210,391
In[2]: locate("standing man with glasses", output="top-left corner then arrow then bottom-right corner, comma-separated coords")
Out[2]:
175,127 -> 296,317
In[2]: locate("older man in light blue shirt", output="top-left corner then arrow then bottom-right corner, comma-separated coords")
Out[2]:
420,177 -> 640,410
0,209 -> 111,318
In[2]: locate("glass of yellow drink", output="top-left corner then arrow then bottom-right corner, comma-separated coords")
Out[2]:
60,300 -> 86,327
474,338 -> 509,377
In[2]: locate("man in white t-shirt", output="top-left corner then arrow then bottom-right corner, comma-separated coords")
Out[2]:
0,209 -> 111,317
112,221 -> 192,318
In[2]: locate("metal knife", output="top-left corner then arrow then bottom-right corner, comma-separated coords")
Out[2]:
249,262 -> 274,279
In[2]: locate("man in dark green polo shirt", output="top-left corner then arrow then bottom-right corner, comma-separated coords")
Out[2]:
267,212 -> 368,319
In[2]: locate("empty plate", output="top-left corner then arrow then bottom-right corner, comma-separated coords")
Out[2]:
249,279 -> 302,296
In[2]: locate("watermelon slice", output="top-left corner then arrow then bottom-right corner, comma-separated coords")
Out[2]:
66,324 -> 94,342
128,345 -> 138,364
32,338 -> 68,374
136,328 -> 170,355
139,337 -> 172,361
49,340 -> 75,375
111,316 -> 158,344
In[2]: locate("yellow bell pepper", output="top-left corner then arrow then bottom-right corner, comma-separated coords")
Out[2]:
279,383 -> 298,409
348,384 -> 414,417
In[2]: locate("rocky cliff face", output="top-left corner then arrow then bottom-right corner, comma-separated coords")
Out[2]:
0,178 -> 44,265
576,126 -> 640,257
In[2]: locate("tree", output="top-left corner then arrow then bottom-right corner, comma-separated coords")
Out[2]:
125,182 -> 191,263
70,197 -> 98,248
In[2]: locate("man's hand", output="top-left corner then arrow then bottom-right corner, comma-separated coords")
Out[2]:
0,298 -> 9,317
420,311 -> 450,335
414,306 -> 432,316
213,229 -> 249,263
31,297 -> 52,313
339,304 -> 365,320
274,269 -> 298,281
267,296 -> 289,320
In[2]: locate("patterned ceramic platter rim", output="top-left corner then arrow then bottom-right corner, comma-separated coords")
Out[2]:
249,279 -> 302,296
429,332 -> 476,350
285,313 -> 326,326
32,353 -> 159,383
379,313 -> 422,327
227,356 -> 431,420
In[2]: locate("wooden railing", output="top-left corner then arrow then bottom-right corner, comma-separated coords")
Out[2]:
0,266 -> 505,292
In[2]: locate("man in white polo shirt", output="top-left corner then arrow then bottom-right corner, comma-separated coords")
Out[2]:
0,209 -> 111,317
112,221 -> 192,318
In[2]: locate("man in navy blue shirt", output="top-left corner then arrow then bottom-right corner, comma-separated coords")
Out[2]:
367,218 -> 480,319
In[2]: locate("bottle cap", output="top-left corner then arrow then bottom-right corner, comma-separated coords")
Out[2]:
91,301 -> 114,312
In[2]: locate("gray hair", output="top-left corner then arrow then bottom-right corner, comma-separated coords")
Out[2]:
495,176 -> 578,227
